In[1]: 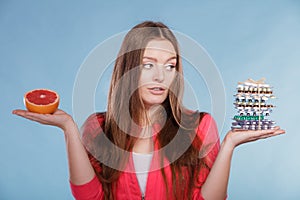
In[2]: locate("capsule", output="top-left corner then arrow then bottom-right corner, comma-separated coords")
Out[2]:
248,87 -> 254,93
253,87 -> 258,93
250,125 -> 256,130
262,96 -> 268,101
267,88 -> 273,94
242,125 -> 250,130
232,122 -> 239,126
262,125 -> 269,130
256,125 -> 262,130
237,85 -> 244,93
262,87 -> 267,93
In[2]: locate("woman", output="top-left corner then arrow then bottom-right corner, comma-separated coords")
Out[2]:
13,21 -> 285,200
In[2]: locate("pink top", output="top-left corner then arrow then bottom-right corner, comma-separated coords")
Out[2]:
70,112 -> 221,200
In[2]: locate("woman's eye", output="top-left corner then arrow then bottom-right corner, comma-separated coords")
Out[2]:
165,64 -> 175,71
143,63 -> 154,69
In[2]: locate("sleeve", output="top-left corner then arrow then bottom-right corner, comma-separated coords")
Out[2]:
70,175 -> 103,200
69,113 -> 105,200
192,113 -> 226,200
197,114 -> 220,168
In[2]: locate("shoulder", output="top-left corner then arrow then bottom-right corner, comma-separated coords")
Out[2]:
195,113 -> 220,164
83,112 -> 106,126
80,113 -> 106,174
195,112 -> 219,144
197,113 -> 217,132
81,112 -> 106,139
181,110 -> 218,140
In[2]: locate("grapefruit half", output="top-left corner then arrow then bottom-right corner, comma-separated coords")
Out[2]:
24,89 -> 59,114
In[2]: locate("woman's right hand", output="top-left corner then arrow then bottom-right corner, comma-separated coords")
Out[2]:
12,109 -> 75,132
13,109 -> 98,185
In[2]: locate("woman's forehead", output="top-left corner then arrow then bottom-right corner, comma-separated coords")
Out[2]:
144,39 -> 177,56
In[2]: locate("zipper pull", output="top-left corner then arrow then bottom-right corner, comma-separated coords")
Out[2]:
141,195 -> 145,200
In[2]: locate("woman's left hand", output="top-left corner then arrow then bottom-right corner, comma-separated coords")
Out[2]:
224,126 -> 285,149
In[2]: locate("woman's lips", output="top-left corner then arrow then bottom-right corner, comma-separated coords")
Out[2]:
148,87 -> 165,95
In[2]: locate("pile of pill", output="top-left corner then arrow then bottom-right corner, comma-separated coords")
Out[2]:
232,78 -> 276,130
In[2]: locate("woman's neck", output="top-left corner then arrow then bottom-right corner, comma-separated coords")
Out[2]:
140,104 -> 165,126
132,136 -> 154,154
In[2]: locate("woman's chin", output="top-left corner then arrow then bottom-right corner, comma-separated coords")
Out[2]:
143,100 -> 165,109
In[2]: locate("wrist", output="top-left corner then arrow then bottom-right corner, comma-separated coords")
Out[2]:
62,119 -> 78,136
221,136 -> 236,152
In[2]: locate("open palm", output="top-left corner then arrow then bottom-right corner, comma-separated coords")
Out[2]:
225,127 -> 285,148
12,109 -> 74,131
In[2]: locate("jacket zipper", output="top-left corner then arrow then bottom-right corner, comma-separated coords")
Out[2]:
141,195 -> 145,200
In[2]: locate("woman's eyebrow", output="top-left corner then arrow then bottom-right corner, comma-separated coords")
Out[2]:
143,56 -> 177,62
143,56 -> 157,62
166,56 -> 177,62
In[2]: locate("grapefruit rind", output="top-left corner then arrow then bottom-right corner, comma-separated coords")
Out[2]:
24,89 -> 60,114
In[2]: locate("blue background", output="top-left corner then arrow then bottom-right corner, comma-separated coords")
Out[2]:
1,0 -> 299,199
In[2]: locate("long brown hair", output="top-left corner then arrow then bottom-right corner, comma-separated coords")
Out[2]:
93,21 -> 209,200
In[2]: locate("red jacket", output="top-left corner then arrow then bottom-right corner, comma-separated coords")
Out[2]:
70,113 -> 220,200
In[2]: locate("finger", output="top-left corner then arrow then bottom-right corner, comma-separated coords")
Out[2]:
13,109 -> 62,116
14,112 -> 47,123
247,129 -> 285,141
21,115 -> 49,124
231,128 -> 249,132
13,110 -> 40,118
13,110 -> 38,120
233,126 -> 281,134
53,109 -> 65,114
258,129 -> 285,139
249,127 -> 281,137
12,109 -> 28,116
13,110 -> 53,124
234,127 -> 282,143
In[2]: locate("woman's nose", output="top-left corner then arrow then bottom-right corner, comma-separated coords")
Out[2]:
153,65 -> 165,82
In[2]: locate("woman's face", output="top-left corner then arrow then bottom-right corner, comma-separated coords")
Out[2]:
138,39 -> 177,109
